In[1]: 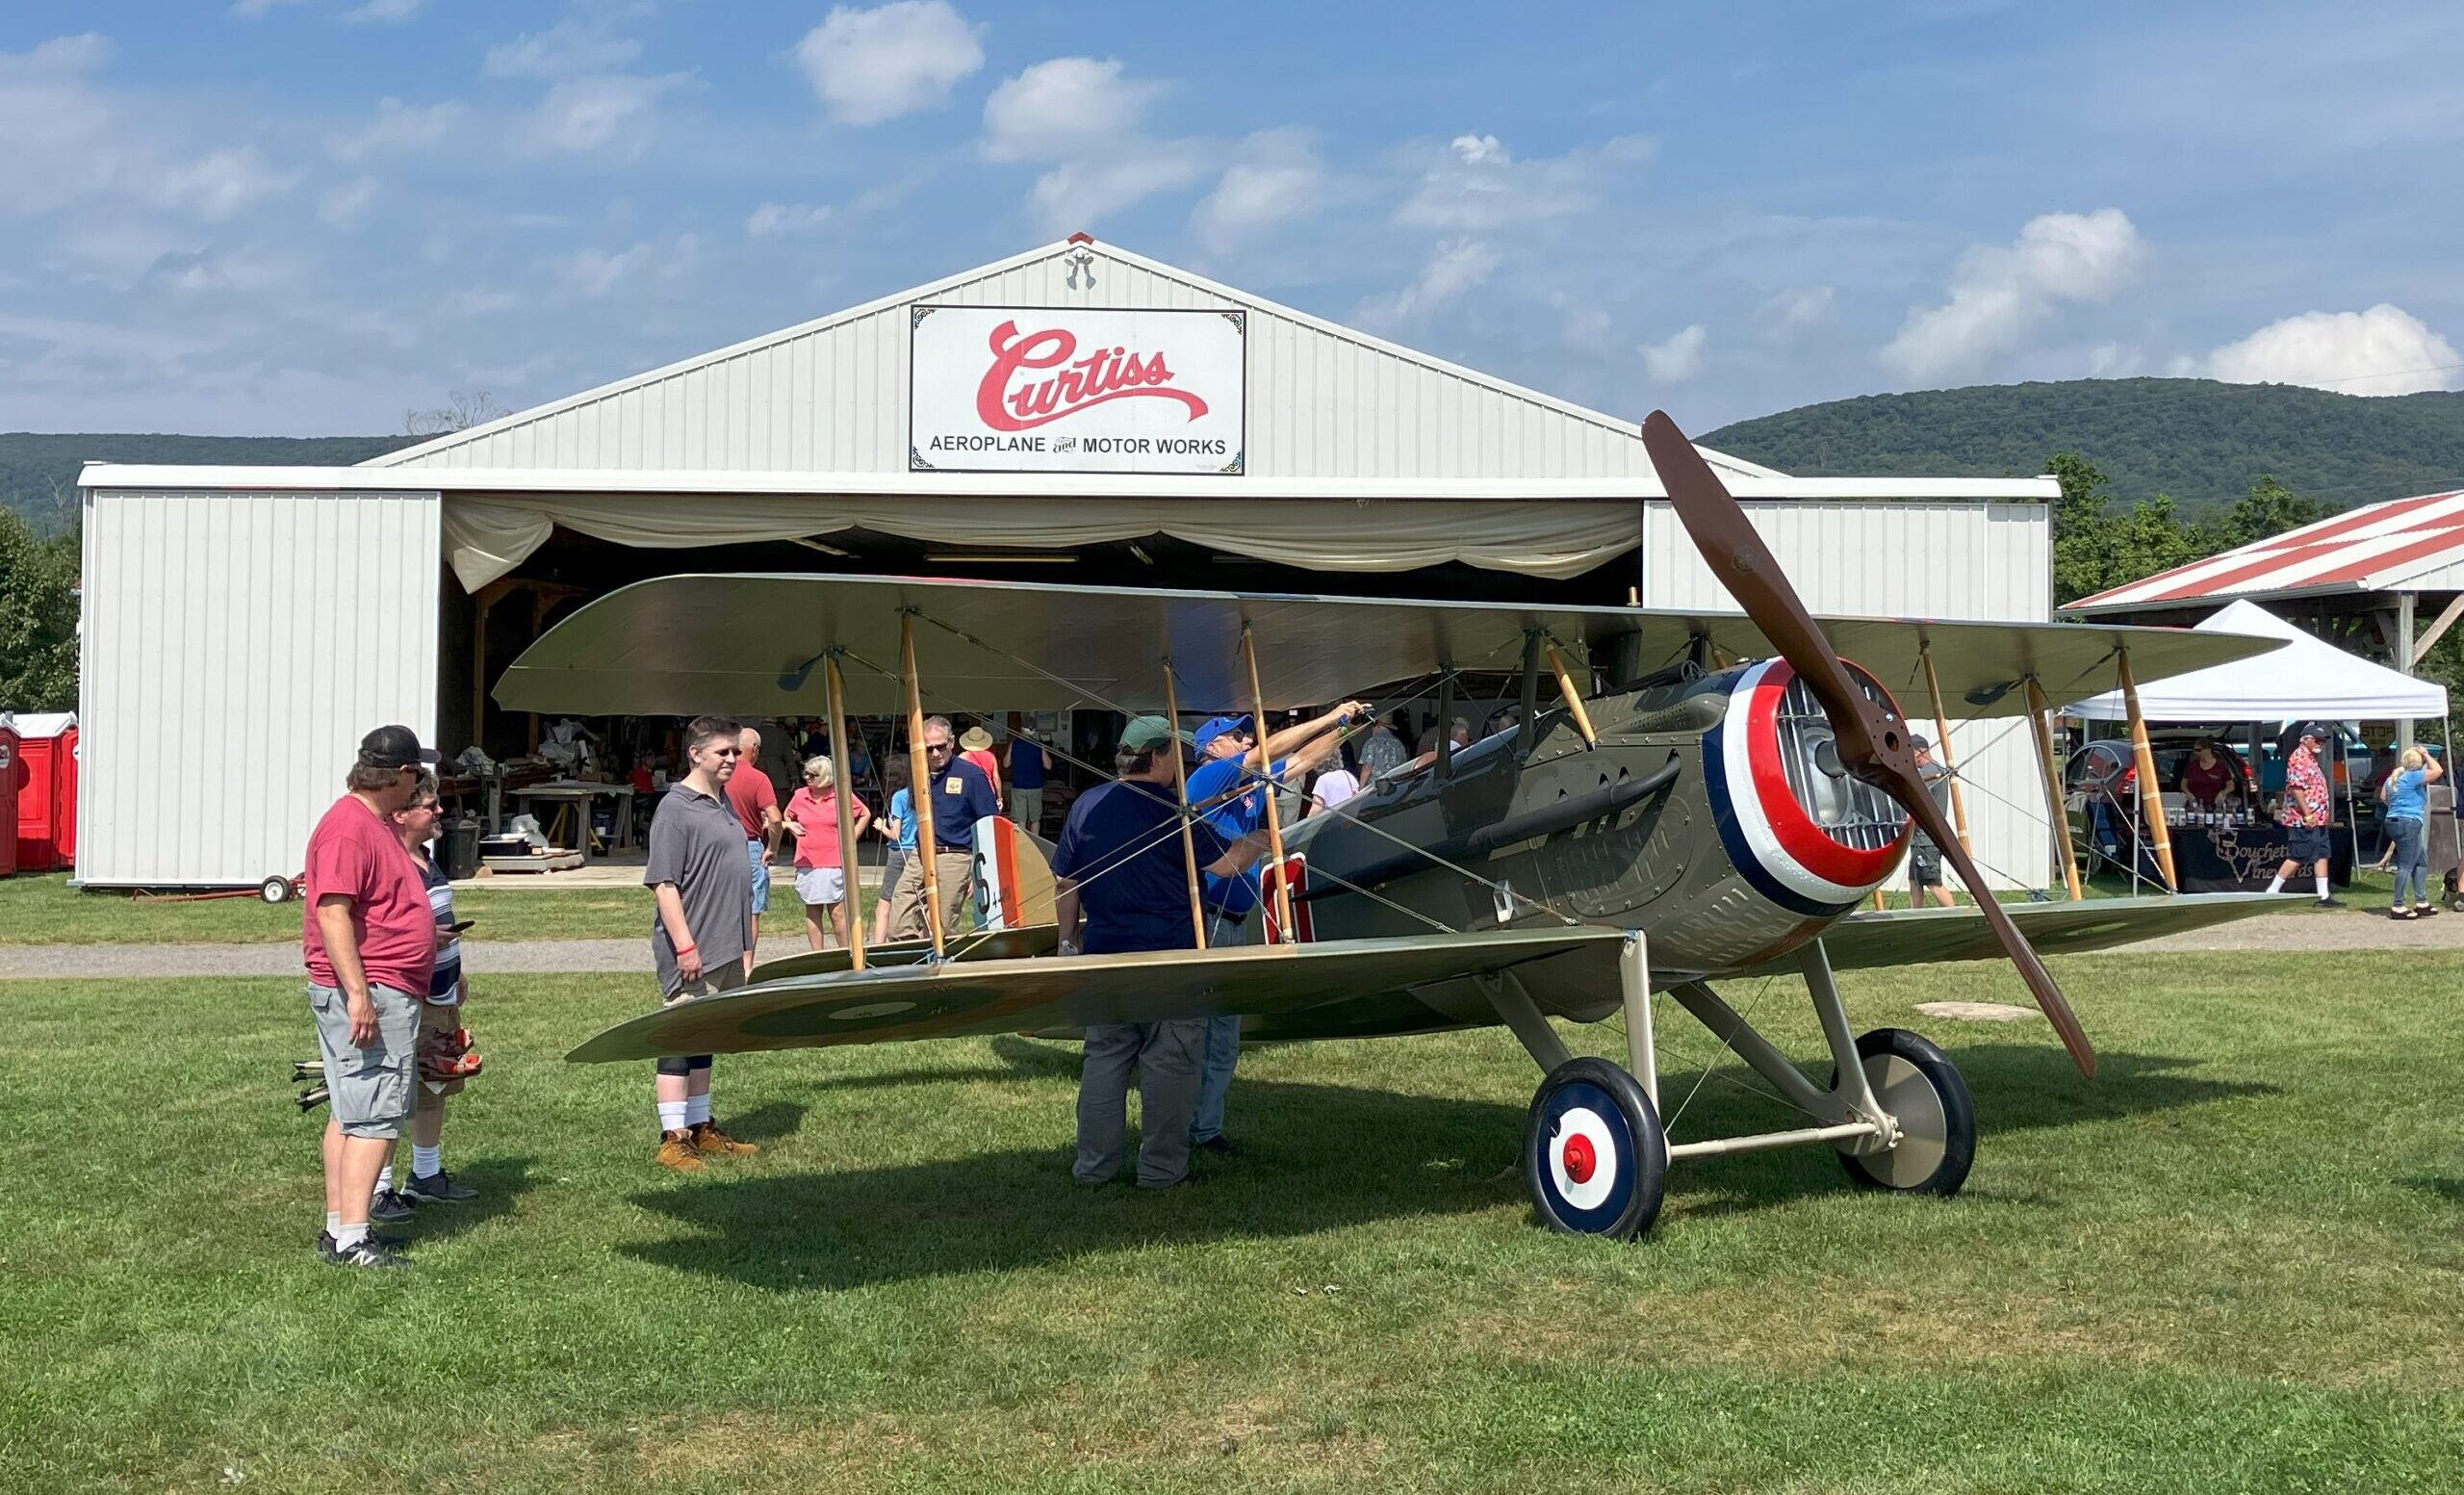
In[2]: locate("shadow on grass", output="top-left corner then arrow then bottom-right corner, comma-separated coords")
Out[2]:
717,1099 -> 808,1145
401,1153 -> 543,1244
621,1044 -> 2260,1287
2402,1175 -> 2464,1206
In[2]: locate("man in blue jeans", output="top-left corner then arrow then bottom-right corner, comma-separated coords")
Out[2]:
1181,700 -> 1365,1153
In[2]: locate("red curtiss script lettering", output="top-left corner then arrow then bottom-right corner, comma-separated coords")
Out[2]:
974,320 -> 1210,431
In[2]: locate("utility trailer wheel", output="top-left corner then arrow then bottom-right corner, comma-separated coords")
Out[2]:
1831,1028 -> 1976,1197
1523,1057 -> 1667,1240
260,876 -> 296,905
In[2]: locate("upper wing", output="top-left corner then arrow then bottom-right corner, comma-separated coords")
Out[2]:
494,572 -> 2280,719
569,926 -> 1624,1063
1752,892 -> 2294,975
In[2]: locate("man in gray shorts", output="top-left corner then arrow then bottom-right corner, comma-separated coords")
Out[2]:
303,725 -> 440,1269
645,714 -> 761,1172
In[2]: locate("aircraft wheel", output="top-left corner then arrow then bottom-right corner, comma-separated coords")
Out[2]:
260,875 -> 295,905
1831,1028 -> 1975,1197
1523,1057 -> 1667,1240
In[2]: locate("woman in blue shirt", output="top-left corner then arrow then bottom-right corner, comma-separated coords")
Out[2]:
2379,747 -> 2445,918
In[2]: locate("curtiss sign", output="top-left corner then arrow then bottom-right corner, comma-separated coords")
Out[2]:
910,305 -> 1245,475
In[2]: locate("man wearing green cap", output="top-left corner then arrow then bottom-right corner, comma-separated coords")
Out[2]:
1052,715 -> 1272,1189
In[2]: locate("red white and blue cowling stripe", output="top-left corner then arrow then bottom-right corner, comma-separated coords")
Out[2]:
1703,659 -> 1909,917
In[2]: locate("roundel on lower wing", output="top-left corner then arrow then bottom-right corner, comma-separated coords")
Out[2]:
1532,1084 -> 1633,1230
742,984 -> 1005,1039
1706,658 -> 1910,914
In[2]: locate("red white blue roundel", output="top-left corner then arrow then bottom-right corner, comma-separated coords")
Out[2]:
1532,1081 -> 1635,1231
1704,658 -> 1909,916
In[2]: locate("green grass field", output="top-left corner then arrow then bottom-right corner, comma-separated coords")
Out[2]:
0,873 -> 861,945
5,952 -> 2459,1492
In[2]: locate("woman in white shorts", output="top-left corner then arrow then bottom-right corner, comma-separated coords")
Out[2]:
783,754 -> 871,951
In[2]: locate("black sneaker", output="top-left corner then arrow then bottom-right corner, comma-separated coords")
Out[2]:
406,1170 -> 478,1204
2316,897 -> 2346,909
1192,1135 -> 1237,1157
319,1228 -> 406,1258
370,1189 -> 418,1224
325,1234 -> 410,1269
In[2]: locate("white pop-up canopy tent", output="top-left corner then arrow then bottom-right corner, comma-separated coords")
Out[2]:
2066,599 -> 2447,721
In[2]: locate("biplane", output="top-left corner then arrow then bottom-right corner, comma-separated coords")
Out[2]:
497,414 -> 2288,1239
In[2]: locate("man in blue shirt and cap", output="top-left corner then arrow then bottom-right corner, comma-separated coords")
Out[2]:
1053,715 -> 1272,1189
1180,699 -> 1365,1153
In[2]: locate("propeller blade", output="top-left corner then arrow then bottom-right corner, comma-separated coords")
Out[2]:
1640,409 -> 2095,1078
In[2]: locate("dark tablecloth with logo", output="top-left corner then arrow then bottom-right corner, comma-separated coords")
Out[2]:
2169,821 -> 2352,893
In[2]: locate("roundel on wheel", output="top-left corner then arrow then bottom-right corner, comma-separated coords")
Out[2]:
1531,1082 -> 1635,1232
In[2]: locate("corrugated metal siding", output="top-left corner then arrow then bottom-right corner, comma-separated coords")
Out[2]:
1641,499 -> 2058,889
78,490 -> 441,888
386,247 -> 1657,480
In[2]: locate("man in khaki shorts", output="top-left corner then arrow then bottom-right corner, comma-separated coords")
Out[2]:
644,715 -> 762,1171
304,725 -> 439,1269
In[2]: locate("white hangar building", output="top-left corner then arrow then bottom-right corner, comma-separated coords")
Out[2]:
74,236 -> 2060,893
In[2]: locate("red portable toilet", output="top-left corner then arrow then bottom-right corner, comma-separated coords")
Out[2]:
9,712 -> 76,874
0,717 -> 19,879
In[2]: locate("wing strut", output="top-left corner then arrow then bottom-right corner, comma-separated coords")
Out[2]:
1162,657 -> 1208,950
2023,676 -> 2086,900
1240,622 -> 1297,944
899,611 -> 945,958
823,652 -> 867,971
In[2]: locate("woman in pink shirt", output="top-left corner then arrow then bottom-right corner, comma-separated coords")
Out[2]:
783,755 -> 872,951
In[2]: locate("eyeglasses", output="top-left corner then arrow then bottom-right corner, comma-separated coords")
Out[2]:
710,746 -> 741,758
925,742 -> 953,755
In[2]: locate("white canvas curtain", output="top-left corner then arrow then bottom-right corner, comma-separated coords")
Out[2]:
441,490 -> 1642,592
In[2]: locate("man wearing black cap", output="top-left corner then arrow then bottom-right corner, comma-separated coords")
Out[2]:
1052,716 -> 1271,1189
1181,700 -> 1365,1154
302,725 -> 439,1269
2269,723 -> 2342,907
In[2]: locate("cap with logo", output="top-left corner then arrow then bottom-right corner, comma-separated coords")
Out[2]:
1192,714 -> 1253,754
1119,715 -> 1194,752
359,724 -> 439,770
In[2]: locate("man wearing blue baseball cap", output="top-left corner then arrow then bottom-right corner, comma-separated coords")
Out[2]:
1181,699 -> 1367,1153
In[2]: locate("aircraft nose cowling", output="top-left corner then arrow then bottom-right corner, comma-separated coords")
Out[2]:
1705,658 -> 1911,916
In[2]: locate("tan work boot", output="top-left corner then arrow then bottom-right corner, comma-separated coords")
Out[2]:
691,1121 -> 759,1157
654,1129 -> 706,1172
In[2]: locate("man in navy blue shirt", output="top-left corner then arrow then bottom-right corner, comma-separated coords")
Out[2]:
1180,701 -> 1364,1153
1053,715 -> 1270,1189
889,715 -> 1003,941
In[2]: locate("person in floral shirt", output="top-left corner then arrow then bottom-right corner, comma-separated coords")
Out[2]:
2268,724 -> 2342,907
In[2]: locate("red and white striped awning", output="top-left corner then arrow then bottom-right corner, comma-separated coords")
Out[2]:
2066,489 -> 2464,614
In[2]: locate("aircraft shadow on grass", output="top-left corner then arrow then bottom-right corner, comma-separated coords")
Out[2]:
621,1044 -> 2266,1291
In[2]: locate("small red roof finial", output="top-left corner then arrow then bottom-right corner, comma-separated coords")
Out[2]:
1066,231 -> 1094,245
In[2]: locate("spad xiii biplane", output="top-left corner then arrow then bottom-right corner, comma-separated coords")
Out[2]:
498,415 -> 2286,1240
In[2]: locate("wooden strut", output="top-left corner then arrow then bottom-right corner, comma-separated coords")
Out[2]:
1162,659 -> 1207,950
2117,648 -> 2178,892
900,613 -> 945,957
1544,641 -> 1600,748
2024,676 -> 2085,901
823,654 -> 867,972
1240,623 -> 1297,944
1918,643 -> 1975,857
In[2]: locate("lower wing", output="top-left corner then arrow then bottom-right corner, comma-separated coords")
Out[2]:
570,926 -> 1624,1063
1759,891 -> 2294,974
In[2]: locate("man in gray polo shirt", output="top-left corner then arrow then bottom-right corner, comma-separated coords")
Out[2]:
644,714 -> 761,1172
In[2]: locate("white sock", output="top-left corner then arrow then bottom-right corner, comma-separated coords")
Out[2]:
325,1210 -> 342,1237
2266,876 -> 2285,893
412,1146 -> 442,1177
685,1093 -> 713,1127
333,1222 -> 369,1250
374,1165 -> 393,1195
656,1099 -> 687,1132
2315,875 -> 2329,898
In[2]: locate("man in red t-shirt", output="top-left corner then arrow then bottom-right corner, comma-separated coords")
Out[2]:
723,724 -> 782,974
303,725 -> 440,1269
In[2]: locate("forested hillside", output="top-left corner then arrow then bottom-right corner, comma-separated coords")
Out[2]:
0,433 -> 419,532
1707,379 -> 2464,511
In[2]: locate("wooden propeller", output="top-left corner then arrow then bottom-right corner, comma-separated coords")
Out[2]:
1640,411 -> 2096,1078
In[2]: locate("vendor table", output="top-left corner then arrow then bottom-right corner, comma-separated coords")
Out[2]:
2169,817 -> 2352,894
510,782 -> 636,864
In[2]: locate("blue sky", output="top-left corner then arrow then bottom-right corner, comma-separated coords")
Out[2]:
3,0 -> 2459,436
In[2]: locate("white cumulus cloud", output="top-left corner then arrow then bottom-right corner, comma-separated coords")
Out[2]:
1758,285 -> 1835,337
346,0 -> 427,21
485,4 -> 647,79
746,201 -> 833,237
554,233 -> 704,298
795,2 -> 983,126
320,174 -> 379,227
1882,208 -> 2143,382
1639,323 -> 1708,384
1357,238 -> 1502,328
2205,305 -> 2460,395
1395,131 -> 1652,233
523,72 -> 688,158
1024,145 -> 1204,235
1192,150 -> 1322,250
327,97 -> 464,161
981,57 -> 1159,162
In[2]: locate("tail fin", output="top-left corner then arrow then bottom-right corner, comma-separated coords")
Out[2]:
973,816 -> 1057,931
